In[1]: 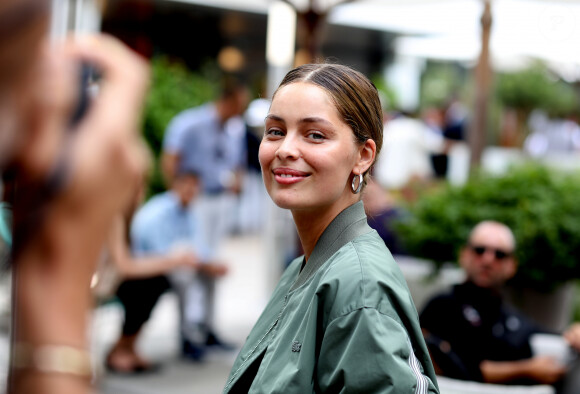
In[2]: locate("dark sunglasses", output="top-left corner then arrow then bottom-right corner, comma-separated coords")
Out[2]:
470,245 -> 513,260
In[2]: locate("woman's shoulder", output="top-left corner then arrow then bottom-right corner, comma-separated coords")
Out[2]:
319,231 -> 412,314
327,230 -> 400,277
352,230 -> 398,264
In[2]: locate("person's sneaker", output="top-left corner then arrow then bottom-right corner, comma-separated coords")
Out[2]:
181,339 -> 206,362
205,331 -> 235,351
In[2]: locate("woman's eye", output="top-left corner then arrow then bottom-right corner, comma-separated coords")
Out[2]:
307,132 -> 325,140
265,128 -> 284,137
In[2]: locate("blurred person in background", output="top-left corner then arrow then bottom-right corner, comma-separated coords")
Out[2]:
0,0 -> 150,392
420,221 -> 580,391
223,63 -> 439,393
362,178 -> 406,255
373,110 -> 443,191
421,106 -> 448,179
125,171 -> 229,364
441,96 -> 468,143
423,97 -> 469,180
161,78 -> 250,253
98,178 -> 202,373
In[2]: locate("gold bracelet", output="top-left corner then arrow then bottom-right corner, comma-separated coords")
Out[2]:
12,343 -> 93,378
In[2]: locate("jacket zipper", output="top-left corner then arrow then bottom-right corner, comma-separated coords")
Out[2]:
224,294 -> 289,392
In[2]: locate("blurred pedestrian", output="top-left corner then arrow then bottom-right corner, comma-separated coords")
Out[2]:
223,63 -> 439,393
442,96 -> 468,143
0,0 -> 150,393
128,171 -> 229,363
374,110 -> 443,190
362,178 -> 405,255
421,106 -> 449,178
99,180 -> 201,373
420,221 -> 580,389
161,77 -> 249,253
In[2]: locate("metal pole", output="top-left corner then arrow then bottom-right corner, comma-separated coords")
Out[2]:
50,0 -> 101,41
265,1 -> 298,288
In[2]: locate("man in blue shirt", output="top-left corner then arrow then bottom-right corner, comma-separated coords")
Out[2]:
161,79 -> 249,254
130,171 -> 229,362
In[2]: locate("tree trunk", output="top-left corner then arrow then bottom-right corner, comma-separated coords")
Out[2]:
469,0 -> 493,170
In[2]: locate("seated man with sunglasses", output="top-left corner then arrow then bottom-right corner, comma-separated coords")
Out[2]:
419,220 -> 580,387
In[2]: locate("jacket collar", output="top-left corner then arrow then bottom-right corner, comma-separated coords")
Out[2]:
290,201 -> 372,291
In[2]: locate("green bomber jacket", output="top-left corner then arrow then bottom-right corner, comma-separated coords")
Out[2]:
223,201 -> 439,393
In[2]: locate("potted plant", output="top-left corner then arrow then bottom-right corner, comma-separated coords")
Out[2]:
394,164 -> 580,331
495,62 -> 578,146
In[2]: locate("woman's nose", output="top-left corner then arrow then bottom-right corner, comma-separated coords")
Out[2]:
276,134 -> 300,160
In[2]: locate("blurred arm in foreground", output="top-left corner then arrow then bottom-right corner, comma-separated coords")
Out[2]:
1,1 -> 150,392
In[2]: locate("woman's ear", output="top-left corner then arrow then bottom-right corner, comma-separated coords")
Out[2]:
354,139 -> 376,174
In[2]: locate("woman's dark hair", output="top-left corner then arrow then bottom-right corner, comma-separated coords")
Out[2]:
274,63 -> 384,186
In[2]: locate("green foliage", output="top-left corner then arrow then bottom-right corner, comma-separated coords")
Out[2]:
395,164 -> 580,291
574,281 -> 580,322
142,57 -> 218,194
372,74 -> 399,110
544,81 -> 579,118
496,62 -> 579,117
420,62 -> 468,109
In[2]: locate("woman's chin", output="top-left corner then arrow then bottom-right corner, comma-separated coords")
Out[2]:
272,199 -> 298,210
267,189 -> 300,210
270,195 -> 309,211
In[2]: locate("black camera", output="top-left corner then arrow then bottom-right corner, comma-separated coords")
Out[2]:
69,62 -> 96,128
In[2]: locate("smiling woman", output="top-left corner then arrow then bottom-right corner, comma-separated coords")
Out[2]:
223,63 -> 440,394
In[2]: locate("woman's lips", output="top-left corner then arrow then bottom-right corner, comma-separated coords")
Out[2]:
273,168 -> 310,184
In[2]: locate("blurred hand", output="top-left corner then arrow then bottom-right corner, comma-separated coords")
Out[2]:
170,250 -> 201,270
227,171 -> 243,195
525,356 -> 567,384
564,323 -> 580,352
59,34 -> 150,219
13,34 -> 149,280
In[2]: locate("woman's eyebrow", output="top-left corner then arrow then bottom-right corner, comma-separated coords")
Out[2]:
299,117 -> 332,126
265,114 -> 332,126
265,114 -> 284,123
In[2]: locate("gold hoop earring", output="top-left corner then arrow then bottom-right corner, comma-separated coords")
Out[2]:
351,173 -> 363,194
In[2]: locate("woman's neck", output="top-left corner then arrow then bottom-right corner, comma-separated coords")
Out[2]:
292,198 -> 359,261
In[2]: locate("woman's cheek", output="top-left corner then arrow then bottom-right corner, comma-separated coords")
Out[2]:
258,142 -> 273,169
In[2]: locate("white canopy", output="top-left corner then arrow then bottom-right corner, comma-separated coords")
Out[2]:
332,0 -> 580,78
168,0 -> 580,78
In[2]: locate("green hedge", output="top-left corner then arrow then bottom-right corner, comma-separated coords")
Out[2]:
395,164 -> 580,291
